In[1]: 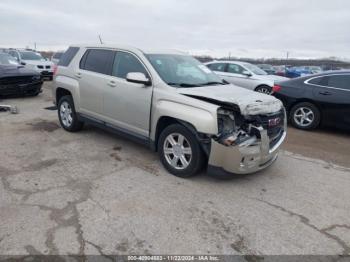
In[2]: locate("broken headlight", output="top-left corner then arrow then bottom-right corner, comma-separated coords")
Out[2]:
217,108 -> 257,146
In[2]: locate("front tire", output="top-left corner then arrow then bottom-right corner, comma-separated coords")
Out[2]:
158,124 -> 205,178
58,95 -> 84,132
289,102 -> 320,130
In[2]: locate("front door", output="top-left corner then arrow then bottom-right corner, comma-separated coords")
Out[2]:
312,74 -> 350,126
103,51 -> 153,137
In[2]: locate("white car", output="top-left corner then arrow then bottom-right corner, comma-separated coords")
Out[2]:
6,49 -> 54,80
205,61 -> 288,94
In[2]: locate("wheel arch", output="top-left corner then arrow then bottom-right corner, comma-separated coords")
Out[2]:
152,116 -> 210,156
56,87 -> 72,103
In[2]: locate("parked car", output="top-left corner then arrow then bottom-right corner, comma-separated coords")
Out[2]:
51,51 -> 64,65
257,64 -> 276,75
273,71 -> 350,130
5,49 -> 54,80
205,61 -> 288,94
303,66 -> 322,74
273,65 -> 288,77
285,66 -> 311,78
0,52 -> 43,97
53,45 -> 286,178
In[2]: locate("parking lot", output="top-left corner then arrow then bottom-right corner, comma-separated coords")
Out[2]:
1,82 -> 350,256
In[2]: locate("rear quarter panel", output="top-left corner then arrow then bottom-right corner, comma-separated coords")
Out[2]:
274,78 -> 312,111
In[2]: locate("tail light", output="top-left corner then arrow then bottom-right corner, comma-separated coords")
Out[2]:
272,84 -> 281,93
53,64 -> 58,76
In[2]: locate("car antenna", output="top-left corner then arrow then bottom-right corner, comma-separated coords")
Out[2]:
98,35 -> 104,45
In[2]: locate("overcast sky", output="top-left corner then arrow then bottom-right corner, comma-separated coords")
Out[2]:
0,0 -> 349,59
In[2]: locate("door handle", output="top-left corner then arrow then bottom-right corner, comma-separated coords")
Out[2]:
108,81 -> 116,87
75,72 -> 82,79
319,91 -> 332,96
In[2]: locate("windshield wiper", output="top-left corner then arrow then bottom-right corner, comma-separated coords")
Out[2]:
167,83 -> 199,87
199,81 -> 227,86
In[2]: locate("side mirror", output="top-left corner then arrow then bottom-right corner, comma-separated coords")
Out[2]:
20,62 -> 26,65
126,72 -> 151,86
242,71 -> 252,77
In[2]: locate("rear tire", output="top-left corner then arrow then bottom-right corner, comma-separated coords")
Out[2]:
158,124 -> 205,178
57,95 -> 84,132
289,102 -> 320,130
255,85 -> 272,94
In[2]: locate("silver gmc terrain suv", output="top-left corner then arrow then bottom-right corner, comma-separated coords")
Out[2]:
53,45 -> 286,178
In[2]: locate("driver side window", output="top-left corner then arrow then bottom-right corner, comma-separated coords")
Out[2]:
227,63 -> 245,75
112,52 -> 148,79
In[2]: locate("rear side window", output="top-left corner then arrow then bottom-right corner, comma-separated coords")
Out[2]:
207,63 -> 226,72
308,76 -> 325,85
80,49 -> 115,75
112,51 -> 148,79
327,75 -> 350,90
58,47 -> 79,66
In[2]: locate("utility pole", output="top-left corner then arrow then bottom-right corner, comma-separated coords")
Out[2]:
34,42 -> 37,51
285,51 -> 289,75
98,35 -> 103,44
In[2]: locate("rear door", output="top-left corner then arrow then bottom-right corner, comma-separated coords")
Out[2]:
206,63 -> 227,79
77,49 -> 115,119
103,51 -> 153,137
311,74 -> 350,126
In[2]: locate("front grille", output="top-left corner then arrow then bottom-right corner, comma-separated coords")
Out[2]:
249,110 -> 285,149
263,111 -> 285,148
0,76 -> 38,86
45,65 -> 51,69
37,65 -> 44,69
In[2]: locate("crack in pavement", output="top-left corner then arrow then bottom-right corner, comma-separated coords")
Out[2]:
85,240 -> 115,261
282,151 -> 350,173
254,198 -> 350,255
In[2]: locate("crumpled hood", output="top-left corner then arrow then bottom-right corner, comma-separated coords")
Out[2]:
178,84 -> 283,116
0,64 -> 40,77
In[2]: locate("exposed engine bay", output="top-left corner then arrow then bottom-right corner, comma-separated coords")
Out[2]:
215,107 -> 285,148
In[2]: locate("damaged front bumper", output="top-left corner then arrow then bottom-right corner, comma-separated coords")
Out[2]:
207,119 -> 287,177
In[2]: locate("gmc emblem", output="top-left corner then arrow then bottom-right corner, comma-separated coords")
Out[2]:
268,117 -> 281,127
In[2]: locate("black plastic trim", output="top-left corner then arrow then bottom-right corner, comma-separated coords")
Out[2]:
77,113 -> 151,148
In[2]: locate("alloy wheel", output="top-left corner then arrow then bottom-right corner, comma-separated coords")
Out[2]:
293,107 -> 315,127
59,101 -> 73,127
163,133 -> 192,170
256,87 -> 271,94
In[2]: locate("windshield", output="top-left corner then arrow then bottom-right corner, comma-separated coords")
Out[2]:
243,63 -> 267,75
20,51 -> 44,61
0,53 -> 20,65
146,54 -> 226,87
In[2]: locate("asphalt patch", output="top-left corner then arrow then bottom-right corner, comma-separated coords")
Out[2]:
27,119 -> 60,132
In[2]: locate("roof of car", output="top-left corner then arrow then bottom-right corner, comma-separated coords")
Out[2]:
71,44 -> 187,55
205,60 -> 250,66
313,70 -> 350,76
